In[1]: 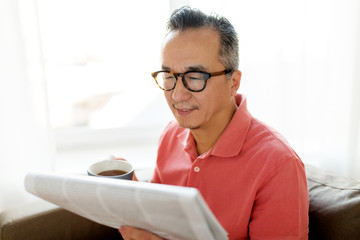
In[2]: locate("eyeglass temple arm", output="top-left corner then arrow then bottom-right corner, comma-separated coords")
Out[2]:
210,69 -> 233,77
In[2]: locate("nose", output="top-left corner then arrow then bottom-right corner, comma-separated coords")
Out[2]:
171,76 -> 192,102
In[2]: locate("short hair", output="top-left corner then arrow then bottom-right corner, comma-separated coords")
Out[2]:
167,6 -> 239,71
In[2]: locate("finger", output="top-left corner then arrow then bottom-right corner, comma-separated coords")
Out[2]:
119,226 -> 163,240
107,155 -> 126,161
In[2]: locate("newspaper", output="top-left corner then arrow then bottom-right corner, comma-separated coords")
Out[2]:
24,172 -> 228,240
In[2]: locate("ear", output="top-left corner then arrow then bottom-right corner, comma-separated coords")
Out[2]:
230,70 -> 241,96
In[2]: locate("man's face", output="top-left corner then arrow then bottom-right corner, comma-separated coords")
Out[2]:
161,28 -> 237,130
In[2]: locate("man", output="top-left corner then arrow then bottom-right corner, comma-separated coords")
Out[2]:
119,6 -> 309,240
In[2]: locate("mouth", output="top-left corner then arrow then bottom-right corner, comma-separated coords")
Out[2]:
173,104 -> 198,116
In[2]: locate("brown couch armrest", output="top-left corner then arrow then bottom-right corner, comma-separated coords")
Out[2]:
306,164 -> 360,240
0,200 -> 122,240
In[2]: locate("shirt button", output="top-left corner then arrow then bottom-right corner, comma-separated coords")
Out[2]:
194,166 -> 200,172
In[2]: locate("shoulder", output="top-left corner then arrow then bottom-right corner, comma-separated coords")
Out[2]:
159,121 -> 182,137
249,118 -> 298,154
245,118 -> 303,171
158,120 -> 186,145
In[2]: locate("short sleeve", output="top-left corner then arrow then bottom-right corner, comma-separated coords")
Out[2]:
249,157 -> 309,239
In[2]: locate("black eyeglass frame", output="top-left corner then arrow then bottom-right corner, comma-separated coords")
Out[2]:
151,69 -> 233,92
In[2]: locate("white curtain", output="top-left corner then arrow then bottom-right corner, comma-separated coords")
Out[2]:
190,0 -> 360,178
0,0 -> 54,212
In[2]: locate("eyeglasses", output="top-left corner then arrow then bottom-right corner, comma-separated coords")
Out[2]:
151,69 -> 233,92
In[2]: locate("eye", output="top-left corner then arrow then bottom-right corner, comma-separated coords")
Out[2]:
185,72 -> 204,81
188,76 -> 202,80
162,73 -> 175,80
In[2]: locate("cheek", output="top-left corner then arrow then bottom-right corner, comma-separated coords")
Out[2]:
164,92 -> 173,105
197,88 -> 228,112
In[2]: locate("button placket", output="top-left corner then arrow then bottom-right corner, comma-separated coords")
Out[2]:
186,158 -> 203,186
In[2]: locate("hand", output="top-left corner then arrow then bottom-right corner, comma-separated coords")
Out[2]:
108,155 -> 126,161
119,226 -> 164,240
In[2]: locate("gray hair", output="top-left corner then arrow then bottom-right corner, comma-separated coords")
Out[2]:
166,6 -> 239,71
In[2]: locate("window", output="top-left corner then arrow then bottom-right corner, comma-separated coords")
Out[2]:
36,0 -> 172,130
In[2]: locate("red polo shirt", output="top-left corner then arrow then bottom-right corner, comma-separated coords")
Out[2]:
152,94 -> 309,240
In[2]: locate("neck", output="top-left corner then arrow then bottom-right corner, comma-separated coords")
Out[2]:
191,100 -> 238,156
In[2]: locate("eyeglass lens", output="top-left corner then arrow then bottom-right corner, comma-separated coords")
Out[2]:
156,72 -> 206,91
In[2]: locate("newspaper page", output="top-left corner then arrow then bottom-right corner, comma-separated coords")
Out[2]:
24,172 -> 228,240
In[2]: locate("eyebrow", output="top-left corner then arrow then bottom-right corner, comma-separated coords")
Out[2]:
161,65 -> 171,71
161,65 -> 208,72
186,65 -> 208,72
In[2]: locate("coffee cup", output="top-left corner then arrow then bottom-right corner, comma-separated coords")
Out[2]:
87,160 -> 134,180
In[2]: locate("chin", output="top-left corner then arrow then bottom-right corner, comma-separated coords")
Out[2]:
173,113 -> 201,130
176,120 -> 200,130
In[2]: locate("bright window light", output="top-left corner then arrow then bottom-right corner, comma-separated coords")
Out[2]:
36,0 -> 171,129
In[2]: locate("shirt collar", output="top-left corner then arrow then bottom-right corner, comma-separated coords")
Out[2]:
177,94 -> 252,158
210,94 -> 252,157
177,128 -> 198,160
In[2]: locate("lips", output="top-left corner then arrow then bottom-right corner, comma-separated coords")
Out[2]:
173,104 -> 198,116
176,108 -> 194,116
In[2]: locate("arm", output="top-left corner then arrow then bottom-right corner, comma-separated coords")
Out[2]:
249,158 -> 309,239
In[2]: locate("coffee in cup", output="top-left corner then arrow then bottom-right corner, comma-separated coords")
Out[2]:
87,160 -> 134,180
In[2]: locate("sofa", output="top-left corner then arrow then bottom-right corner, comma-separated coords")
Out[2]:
1,165 -> 359,240
306,165 -> 360,239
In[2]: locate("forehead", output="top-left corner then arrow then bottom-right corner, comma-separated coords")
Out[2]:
161,28 -> 221,71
